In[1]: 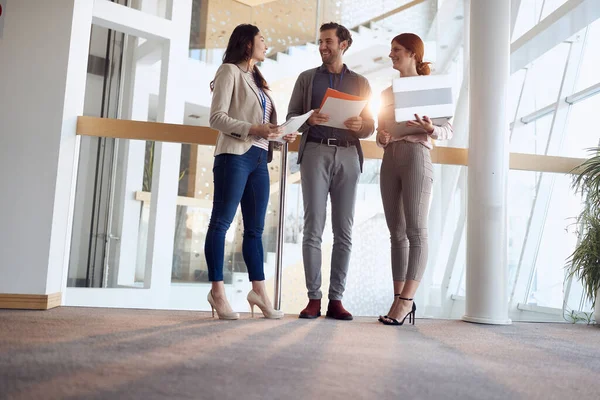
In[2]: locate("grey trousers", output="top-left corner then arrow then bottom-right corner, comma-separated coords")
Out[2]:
380,141 -> 433,282
300,142 -> 361,300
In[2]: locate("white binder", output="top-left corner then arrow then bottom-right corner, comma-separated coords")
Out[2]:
391,74 -> 454,123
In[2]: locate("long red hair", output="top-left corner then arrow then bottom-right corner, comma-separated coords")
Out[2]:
392,33 -> 431,75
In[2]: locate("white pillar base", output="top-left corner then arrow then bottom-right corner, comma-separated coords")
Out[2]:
462,315 -> 512,325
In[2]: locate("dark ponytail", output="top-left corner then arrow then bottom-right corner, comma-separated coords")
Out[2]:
210,24 -> 270,91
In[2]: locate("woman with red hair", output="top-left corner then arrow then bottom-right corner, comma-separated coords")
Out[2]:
376,33 -> 453,326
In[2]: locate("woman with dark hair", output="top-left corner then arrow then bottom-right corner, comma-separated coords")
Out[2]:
376,33 -> 453,326
205,24 -> 296,320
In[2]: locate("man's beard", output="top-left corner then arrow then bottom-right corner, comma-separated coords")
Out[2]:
321,51 -> 337,64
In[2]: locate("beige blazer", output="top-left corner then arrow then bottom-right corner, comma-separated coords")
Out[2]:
209,63 -> 277,162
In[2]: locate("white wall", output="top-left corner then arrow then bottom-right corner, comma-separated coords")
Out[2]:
0,0 -> 93,295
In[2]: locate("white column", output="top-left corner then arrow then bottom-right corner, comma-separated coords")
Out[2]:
115,57 -> 152,287
0,0 -> 93,298
463,0 -> 512,325
144,0 -> 192,293
112,0 -> 167,288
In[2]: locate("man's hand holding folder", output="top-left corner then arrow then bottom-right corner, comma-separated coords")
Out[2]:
308,88 -> 368,131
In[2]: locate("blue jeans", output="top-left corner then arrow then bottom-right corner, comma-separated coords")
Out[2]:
204,146 -> 270,281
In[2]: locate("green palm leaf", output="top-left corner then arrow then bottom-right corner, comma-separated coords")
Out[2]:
567,147 -> 600,308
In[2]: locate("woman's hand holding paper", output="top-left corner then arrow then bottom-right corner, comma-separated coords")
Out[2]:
282,132 -> 298,143
251,123 -> 283,140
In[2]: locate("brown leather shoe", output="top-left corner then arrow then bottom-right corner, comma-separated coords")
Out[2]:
299,299 -> 321,319
326,300 -> 353,320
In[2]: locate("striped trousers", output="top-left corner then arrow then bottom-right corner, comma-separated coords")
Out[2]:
379,141 -> 433,282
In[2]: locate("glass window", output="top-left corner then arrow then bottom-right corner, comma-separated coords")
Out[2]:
540,0 -> 569,20
506,171 -> 581,311
171,144 -> 216,284
450,169 -> 580,317
562,94 -> 600,158
516,43 -> 569,118
508,69 -> 527,123
510,113 -> 553,155
172,143 -> 283,301
512,0 -> 545,41
280,161 -> 470,319
429,165 -> 466,292
131,0 -> 168,18
281,158 -> 391,317
69,25 -> 132,288
575,19 -> 600,91
508,170 -> 538,292
192,0 -> 321,56
526,173 -> 581,308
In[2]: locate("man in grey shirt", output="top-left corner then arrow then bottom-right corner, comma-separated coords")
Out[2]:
287,22 -> 375,320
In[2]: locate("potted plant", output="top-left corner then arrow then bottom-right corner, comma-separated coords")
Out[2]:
567,147 -> 600,324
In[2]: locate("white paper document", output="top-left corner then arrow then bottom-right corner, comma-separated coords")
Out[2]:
318,97 -> 368,130
270,110 -> 314,142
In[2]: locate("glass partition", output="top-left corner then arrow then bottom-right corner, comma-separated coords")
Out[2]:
563,96 -> 600,158
169,143 -> 284,310
525,172 -> 580,308
68,24 -> 128,288
515,43 -> 569,118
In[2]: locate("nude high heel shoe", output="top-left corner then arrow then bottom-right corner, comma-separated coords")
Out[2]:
207,290 -> 239,320
247,290 -> 284,319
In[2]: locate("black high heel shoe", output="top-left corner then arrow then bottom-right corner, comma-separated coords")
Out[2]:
378,293 -> 400,323
381,297 -> 416,326
378,294 -> 416,323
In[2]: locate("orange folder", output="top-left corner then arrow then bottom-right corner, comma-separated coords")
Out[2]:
319,88 -> 367,109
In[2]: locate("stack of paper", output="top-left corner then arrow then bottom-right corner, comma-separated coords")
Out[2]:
270,110 -> 314,142
318,88 -> 368,130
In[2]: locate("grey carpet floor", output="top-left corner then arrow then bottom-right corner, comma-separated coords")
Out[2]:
0,307 -> 599,400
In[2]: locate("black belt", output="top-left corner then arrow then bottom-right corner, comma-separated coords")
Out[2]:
306,136 -> 357,147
